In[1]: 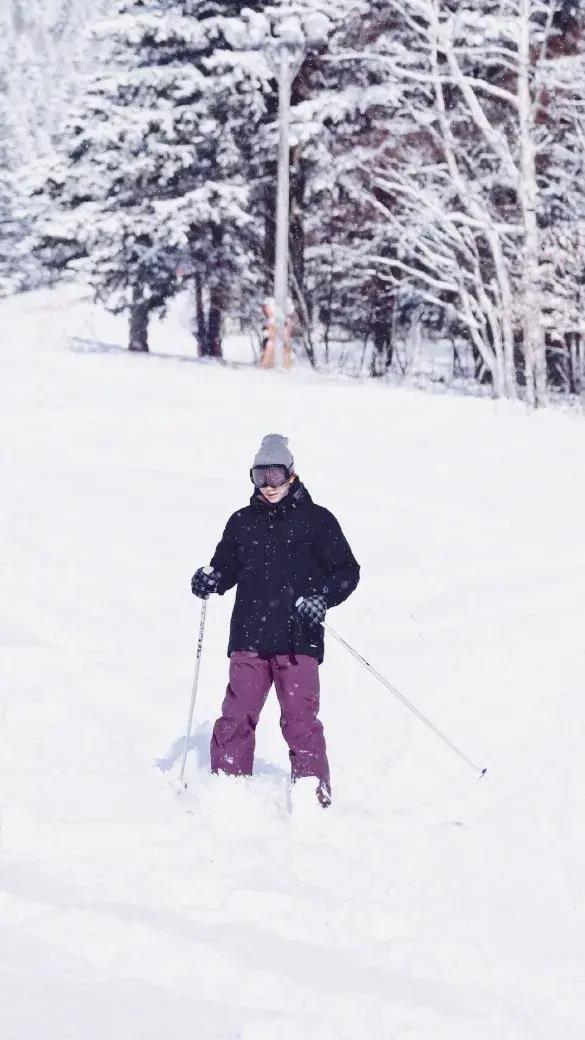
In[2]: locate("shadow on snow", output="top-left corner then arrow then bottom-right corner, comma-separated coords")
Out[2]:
69,336 -> 255,369
154,720 -> 289,784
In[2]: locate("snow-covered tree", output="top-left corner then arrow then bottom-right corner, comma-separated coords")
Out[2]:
278,2 -> 413,371
19,0 -> 585,398
0,69 -> 40,296
0,0 -> 113,163
39,1 -> 274,352
0,176 -> 20,298
537,5 -> 585,393
0,84 -> 18,296
351,0 -> 585,404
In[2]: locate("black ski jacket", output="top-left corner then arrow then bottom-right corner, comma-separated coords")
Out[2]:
210,481 -> 360,663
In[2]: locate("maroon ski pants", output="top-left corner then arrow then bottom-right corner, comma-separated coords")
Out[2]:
210,651 -> 330,785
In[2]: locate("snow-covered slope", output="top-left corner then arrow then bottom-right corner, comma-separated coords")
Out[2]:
1,287 -> 584,1039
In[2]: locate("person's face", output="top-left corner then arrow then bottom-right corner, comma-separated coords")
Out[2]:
260,475 -> 295,505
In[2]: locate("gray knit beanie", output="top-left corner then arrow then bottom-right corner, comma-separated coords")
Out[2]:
253,434 -> 294,469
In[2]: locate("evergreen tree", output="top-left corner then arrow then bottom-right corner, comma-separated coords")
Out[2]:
0,174 -> 20,298
0,0 -> 113,162
0,73 -> 33,296
40,1 -> 274,353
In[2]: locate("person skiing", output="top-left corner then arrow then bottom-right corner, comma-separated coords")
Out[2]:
191,434 -> 360,807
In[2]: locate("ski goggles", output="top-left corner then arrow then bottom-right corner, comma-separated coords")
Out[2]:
250,464 -> 293,489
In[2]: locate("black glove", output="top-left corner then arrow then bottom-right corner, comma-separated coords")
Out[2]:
191,567 -> 220,599
296,593 -> 328,627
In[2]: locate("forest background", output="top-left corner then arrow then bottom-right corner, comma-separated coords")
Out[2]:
2,0 -> 585,407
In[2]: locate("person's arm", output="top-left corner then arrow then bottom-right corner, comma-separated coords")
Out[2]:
313,509 -> 360,608
209,514 -> 241,594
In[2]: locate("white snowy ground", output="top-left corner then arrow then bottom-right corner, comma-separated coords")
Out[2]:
1,286 -> 585,1040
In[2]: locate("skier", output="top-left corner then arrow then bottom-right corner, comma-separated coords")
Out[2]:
191,434 -> 360,807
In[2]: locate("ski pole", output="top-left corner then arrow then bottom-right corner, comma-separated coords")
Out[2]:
296,599 -> 487,778
179,597 -> 208,788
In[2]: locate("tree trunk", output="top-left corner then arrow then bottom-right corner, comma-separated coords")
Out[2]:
429,19 -> 502,395
518,1 -> 547,407
290,145 -> 306,300
195,274 -> 207,355
486,229 -> 517,399
273,50 -> 293,371
128,297 -> 149,352
205,283 -> 224,359
196,227 -> 224,359
370,297 -> 394,377
263,172 -> 276,298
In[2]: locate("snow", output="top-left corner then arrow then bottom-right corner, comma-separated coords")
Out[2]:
1,285 -> 585,1039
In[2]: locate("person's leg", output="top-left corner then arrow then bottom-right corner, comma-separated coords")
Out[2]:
271,655 -> 331,801
211,652 -> 272,776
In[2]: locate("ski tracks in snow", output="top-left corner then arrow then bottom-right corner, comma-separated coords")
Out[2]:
0,771 -> 545,1040
2,288 -> 585,1038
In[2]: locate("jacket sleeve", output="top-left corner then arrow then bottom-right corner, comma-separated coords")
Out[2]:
210,514 -> 241,594
313,509 -> 360,608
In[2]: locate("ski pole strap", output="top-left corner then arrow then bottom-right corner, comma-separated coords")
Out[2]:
323,620 -> 487,779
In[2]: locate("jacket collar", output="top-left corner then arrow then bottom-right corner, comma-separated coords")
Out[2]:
250,479 -> 311,517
